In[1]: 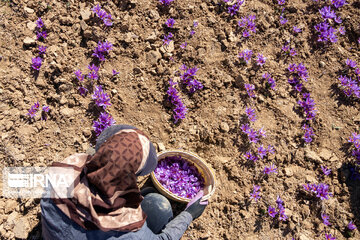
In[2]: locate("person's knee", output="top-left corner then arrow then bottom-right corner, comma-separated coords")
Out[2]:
142,193 -> 172,216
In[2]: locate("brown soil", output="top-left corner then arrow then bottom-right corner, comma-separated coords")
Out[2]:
1,0 -> 360,239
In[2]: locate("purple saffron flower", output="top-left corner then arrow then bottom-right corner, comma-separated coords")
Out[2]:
159,0 -> 174,6
243,151 -> 259,162
276,196 -> 284,207
321,166 -> 331,176
91,85 -> 111,109
165,18 -> 175,28
78,86 -> 88,96
314,22 -> 338,43
297,93 -> 317,120
163,32 -> 173,45
257,145 -> 267,159
244,83 -> 256,98
303,183 -> 332,200
180,42 -> 188,49
293,26 -> 302,33
238,49 -> 253,64
256,54 -> 266,66
290,49 -> 297,56
92,4 -> 112,26
74,70 -> 84,82
193,20 -> 198,28
258,127 -> 267,138
227,0 -> 244,16
36,18 -> 44,29
280,15 -> 288,25
92,41 -> 113,61
303,124 -> 315,143
250,185 -> 261,202
346,59 -> 357,68
38,45 -> 47,55
325,233 -> 336,240
190,30 -> 196,36
278,0 -> 285,5
347,221 -> 356,230
36,31 -> 47,40
278,207 -> 288,221
319,6 -> 336,20
167,79 -> 188,123
245,107 -> 256,122
42,105 -> 49,112
179,65 -> 203,93
27,102 -> 40,118
238,14 -> 257,37
267,145 -> 275,155
338,26 -> 345,35
31,57 -> 42,71
93,112 -> 116,136
331,0 -> 347,8
112,69 -> 119,76
263,163 -> 278,175
268,206 -> 278,218
322,213 -> 331,226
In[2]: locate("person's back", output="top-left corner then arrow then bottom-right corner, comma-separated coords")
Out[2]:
40,125 -> 207,240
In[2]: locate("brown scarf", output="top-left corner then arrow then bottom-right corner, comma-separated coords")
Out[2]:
51,129 -> 151,232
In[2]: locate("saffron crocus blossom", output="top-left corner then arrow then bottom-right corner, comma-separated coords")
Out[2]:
167,79 -> 188,123
314,21 -> 338,43
41,105 -> 50,121
297,93 -> 317,120
36,31 -> 47,40
38,45 -> 47,55
325,233 -> 336,240
32,57 -> 42,71
262,72 -> 276,90
278,0 -> 285,5
74,70 -> 84,82
280,15 -> 288,25
331,0 -> 347,8
245,107 -> 256,122
159,0 -> 174,6
338,26 -> 345,35
322,213 -> 331,226
227,0 -> 245,16
165,18 -> 175,28
238,14 -> 256,37
112,69 -> 119,76
244,84 -> 255,98
78,86 -> 88,96
179,64 -> 203,93
293,26 -> 302,33
87,64 -> 100,80
92,41 -> 113,61
180,42 -> 188,49
347,221 -> 356,230
93,112 -> 116,136
303,183 -> 332,200
346,59 -> 357,68
36,18 -> 44,28
268,206 -> 278,218
27,101 -> 40,118
238,49 -> 253,64
163,33 -> 173,45
91,85 -> 111,109
257,145 -> 267,159
250,185 -> 261,202
243,150 -> 259,162
91,4 -> 113,26
263,164 -> 278,175
154,156 -> 204,199
321,166 -> 331,176
256,54 -> 266,66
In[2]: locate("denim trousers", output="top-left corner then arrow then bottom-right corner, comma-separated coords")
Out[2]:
141,191 -> 173,234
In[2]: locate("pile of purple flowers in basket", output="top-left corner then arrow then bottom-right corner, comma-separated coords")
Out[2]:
154,156 -> 205,199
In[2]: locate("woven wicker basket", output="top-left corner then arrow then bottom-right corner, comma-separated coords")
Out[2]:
150,150 -> 216,203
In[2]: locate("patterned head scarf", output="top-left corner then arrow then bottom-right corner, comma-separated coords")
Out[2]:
51,125 -> 157,232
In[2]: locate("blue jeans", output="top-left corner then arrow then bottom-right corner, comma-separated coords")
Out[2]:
141,192 -> 173,234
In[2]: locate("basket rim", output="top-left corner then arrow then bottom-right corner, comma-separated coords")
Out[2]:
150,149 -> 216,203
